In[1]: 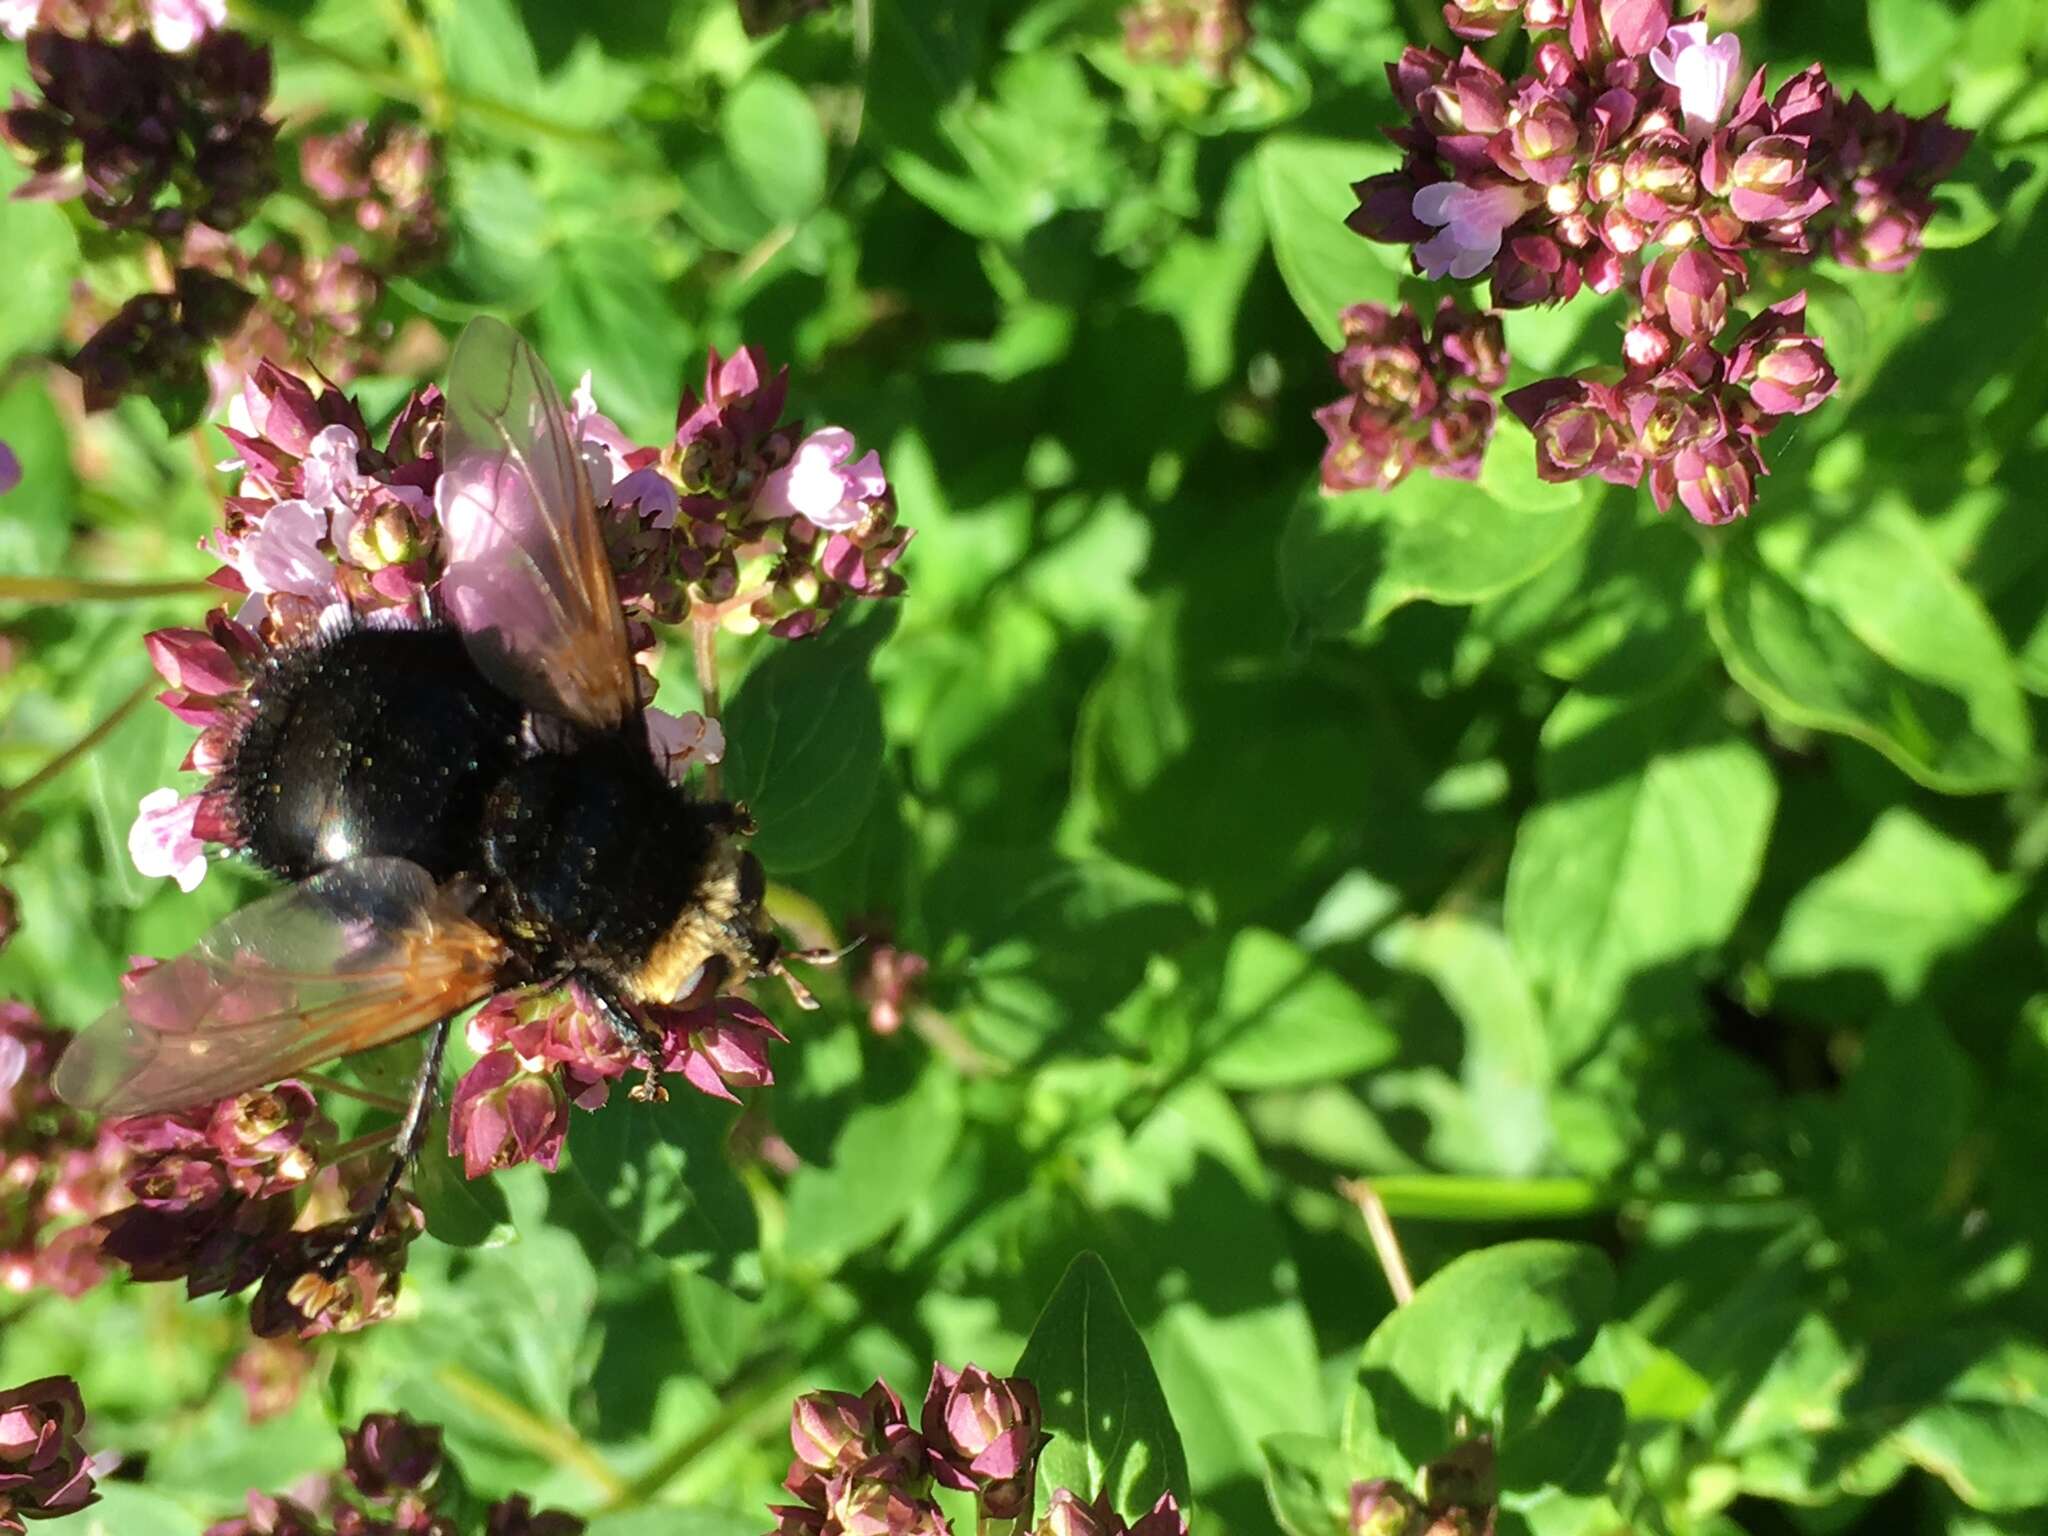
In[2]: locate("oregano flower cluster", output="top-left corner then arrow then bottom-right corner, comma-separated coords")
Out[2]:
769,1364 -> 1190,1536
1316,299 -> 1508,493
1345,0 -> 1970,520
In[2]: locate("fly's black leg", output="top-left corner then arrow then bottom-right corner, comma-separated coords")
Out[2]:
587,982 -> 669,1103
316,1015 -> 453,1279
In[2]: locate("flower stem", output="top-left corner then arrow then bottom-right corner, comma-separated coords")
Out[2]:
300,1072 -> 409,1115
604,1355 -> 804,1510
1340,1178 -> 1416,1306
0,679 -> 156,817
691,610 -> 724,799
328,1126 -> 400,1165
433,1363 -> 630,1503
0,576 -> 217,602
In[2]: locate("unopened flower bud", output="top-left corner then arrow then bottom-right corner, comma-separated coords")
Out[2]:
1351,1479 -> 1422,1536
343,1412 -> 444,1498
923,1363 -> 1046,1520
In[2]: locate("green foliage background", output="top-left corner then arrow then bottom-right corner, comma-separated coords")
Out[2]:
3,0 -> 2048,1532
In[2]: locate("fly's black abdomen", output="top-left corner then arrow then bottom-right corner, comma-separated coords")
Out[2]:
229,624 -> 523,883
478,727 -> 721,986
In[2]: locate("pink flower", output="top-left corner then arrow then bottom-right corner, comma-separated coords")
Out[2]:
569,374 -> 638,500
1649,22 -> 1742,137
755,428 -> 888,532
644,708 -> 725,781
129,788 -> 209,892
150,0 -> 226,50
0,439 -> 19,496
222,500 -> 345,599
1411,182 -> 1533,279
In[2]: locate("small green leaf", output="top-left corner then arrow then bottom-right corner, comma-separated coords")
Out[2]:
1193,927 -> 1399,1089
723,616 -> 889,874
1889,1335 -> 2048,1511
1261,1433 -> 1353,1536
413,1129 -> 516,1250
782,1058 -> 962,1267
1255,135 -> 1404,348
1505,680 -> 1778,1036
723,71 -> 827,222
1016,1252 -> 1193,1524
1767,808 -> 2018,1003
1281,441 -> 1593,639
1347,1241 -> 1615,1467
60,1485 -> 203,1536
557,1097 -> 758,1271
1708,507 -> 2033,793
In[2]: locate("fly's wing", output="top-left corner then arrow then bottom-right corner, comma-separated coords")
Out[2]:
54,858 -> 506,1116
437,315 -> 638,730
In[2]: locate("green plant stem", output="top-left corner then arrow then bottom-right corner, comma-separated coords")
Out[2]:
300,1071 -> 409,1115
433,1363 -> 629,1503
604,1354 -> 807,1510
0,576 -> 217,602
0,679 -> 156,817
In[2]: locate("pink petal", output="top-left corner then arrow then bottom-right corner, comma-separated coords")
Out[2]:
645,708 -> 725,780
1411,182 -> 1463,226
234,501 -> 340,598
129,788 -> 209,892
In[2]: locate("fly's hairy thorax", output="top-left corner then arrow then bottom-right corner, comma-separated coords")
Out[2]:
228,625 -> 524,884
475,729 -> 759,1002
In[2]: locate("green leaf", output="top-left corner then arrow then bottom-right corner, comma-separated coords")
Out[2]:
536,233 -> 693,444
1347,1241 -> 1615,1467
1868,0 -> 1963,86
557,1096 -> 758,1270
1890,1336 -> 2048,1511
1255,135 -> 1404,347
1504,681 -> 1779,1036
1707,506 -> 2034,793
1499,1384 -> 1625,1495
783,1058 -> 962,1267
1016,1252 -> 1193,1524
0,195 -> 78,358
436,0 -> 542,105
1281,439 -> 1593,639
442,156 -> 554,305
1261,1433 -> 1354,1536
722,615 -> 889,874
413,1128 -> 516,1249
1196,927 -> 1400,1089
1767,808 -> 2018,1003
0,380 -> 78,574
723,71 -> 827,222
54,1486 -> 203,1536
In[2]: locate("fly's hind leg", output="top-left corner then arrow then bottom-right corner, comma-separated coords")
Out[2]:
586,981 -> 670,1103
315,1014 -> 453,1280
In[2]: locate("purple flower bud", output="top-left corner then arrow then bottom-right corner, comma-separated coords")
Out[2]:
1490,235 -> 1580,308
1127,1493 -> 1191,1536
1495,89 -> 1579,185
826,1476 -> 953,1536
1037,1489 -> 1120,1536
1316,400 -> 1417,493
0,1376 -> 98,1527
1640,247 -> 1741,341
1429,300 -> 1509,389
1726,294 -> 1836,416
1351,1479 -> 1422,1536
1506,377 -> 1642,486
343,1412 -> 444,1498
1667,438 -> 1755,524
1725,134 -> 1828,223
0,442 -> 19,498
1442,0 -> 1521,41
1348,172 -> 1433,245
448,1051 -> 570,1178
922,1364 -> 1046,1520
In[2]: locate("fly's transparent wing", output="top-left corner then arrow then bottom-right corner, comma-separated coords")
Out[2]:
438,315 -> 637,729
54,858 -> 506,1115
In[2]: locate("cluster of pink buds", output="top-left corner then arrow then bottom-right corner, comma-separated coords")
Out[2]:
298,119 -> 444,263
0,1002 -> 125,1298
0,0 -> 223,51
1120,0 -> 1250,79
600,347 -> 909,639
768,1365 -> 1054,1536
766,1364 -> 1192,1536
0,1375 -> 98,1532
1347,1436 -> 1497,1536
2,994 -> 416,1337
1316,299 -> 1508,492
196,1409 -> 583,1536
1344,0 -> 1969,520
448,976 -> 785,1177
